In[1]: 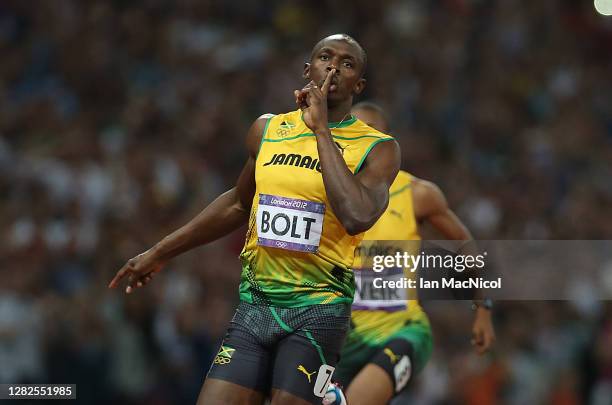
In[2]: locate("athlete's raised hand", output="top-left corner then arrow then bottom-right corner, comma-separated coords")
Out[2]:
108,249 -> 166,294
471,307 -> 495,354
294,68 -> 335,134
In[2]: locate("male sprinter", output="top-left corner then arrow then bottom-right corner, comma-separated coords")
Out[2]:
109,36 -> 400,405
332,102 -> 495,405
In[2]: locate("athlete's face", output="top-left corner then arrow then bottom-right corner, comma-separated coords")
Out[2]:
351,108 -> 389,133
304,39 -> 366,105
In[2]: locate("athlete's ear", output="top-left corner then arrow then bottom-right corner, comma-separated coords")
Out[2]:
353,78 -> 366,95
303,63 -> 310,80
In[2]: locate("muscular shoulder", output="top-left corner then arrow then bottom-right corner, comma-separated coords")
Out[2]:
412,177 -> 443,199
351,140 -> 401,206
358,138 -> 400,180
246,113 -> 276,157
412,177 -> 448,219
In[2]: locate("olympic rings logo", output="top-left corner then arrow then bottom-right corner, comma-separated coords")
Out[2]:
214,356 -> 231,365
275,241 -> 288,248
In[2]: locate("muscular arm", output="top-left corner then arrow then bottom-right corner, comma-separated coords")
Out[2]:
151,115 -> 269,261
413,178 -> 481,274
413,178 -> 483,294
316,132 -> 400,235
413,178 -> 495,353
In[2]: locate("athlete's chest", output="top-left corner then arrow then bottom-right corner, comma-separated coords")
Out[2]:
255,135 -> 361,200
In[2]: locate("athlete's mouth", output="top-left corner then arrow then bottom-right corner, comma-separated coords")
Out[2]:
329,78 -> 339,92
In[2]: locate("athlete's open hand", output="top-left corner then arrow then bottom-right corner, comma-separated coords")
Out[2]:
294,69 -> 335,134
471,307 -> 495,354
108,249 -> 166,294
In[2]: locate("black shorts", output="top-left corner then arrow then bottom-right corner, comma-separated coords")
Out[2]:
368,338 -> 415,394
206,301 -> 351,404
335,316 -> 432,396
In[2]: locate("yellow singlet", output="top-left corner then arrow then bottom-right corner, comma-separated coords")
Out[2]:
239,110 -> 394,308
351,170 -> 426,342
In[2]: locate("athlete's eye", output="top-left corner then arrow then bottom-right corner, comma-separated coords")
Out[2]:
343,61 -> 353,69
320,54 -> 329,61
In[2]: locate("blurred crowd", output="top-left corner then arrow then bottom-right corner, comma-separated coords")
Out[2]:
1,0 -> 611,404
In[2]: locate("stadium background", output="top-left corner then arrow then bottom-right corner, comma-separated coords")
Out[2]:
1,0 -> 611,404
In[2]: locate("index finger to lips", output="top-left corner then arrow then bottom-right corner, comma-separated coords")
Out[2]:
321,69 -> 335,95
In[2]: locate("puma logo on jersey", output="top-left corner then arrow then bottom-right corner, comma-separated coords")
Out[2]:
384,347 -> 399,364
297,365 -> 317,383
334,142 -> 347,155
262,153 -> 321,173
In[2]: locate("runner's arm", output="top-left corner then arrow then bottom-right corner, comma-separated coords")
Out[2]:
413,178 -> 495,353
318,137 -> 401,235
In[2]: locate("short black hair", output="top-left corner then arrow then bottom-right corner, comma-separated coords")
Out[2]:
351,101 -> 390,128
310,34 -> 367,76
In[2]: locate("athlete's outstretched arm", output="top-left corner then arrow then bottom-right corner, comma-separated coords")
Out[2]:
412,178 -> 495,354
297,70 -> 400,235
108,114 -> 271,294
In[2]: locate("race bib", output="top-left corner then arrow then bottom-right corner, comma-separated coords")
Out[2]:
352,267 -> 408,311
256,194 -> 325,253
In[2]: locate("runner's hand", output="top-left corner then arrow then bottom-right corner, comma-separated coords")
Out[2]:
294,69 -> 335,134
108,249 -> 166,294
471,307 -> 495,354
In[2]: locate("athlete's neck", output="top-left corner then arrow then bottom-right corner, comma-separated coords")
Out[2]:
327,99 -> 353,123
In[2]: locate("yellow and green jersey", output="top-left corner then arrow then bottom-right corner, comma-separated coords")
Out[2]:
351,170 -> 427,344
239,110 -> 394,308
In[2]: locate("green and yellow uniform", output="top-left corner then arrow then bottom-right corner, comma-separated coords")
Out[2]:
239,110 -> 393,308
208,111 -> 394,402
336,170 -> 433,387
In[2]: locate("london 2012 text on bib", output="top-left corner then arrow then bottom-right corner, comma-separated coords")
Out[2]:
256,194 -> 325,253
